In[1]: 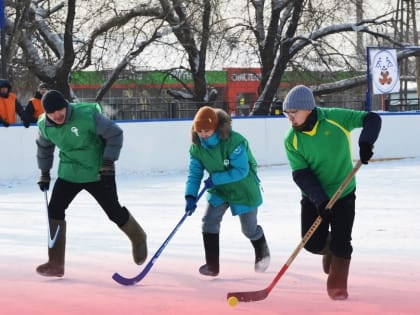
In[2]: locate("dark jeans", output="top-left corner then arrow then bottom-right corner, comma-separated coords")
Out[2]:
301,190 -> 355,259
48,177 -> 129,227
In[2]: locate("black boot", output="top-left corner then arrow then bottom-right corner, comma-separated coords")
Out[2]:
199,233 -> 219,276
251,234 -> 270,272
327,256 -> 351,300
36,219 -> 66,277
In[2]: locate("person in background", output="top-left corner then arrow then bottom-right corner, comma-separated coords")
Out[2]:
282,85 -> 381,300
25,82 -> 50,123
0,79 -> 30,127
184,106 -> 270,277
35,90 -> 148,277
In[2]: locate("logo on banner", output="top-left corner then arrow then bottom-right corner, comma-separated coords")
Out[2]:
370,49 -> 400,95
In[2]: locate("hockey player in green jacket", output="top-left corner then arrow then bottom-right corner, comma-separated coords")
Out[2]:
35,90 -> 147,277
283,85 -> 381,300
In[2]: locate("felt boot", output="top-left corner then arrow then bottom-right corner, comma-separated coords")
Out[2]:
319,233 -> 332,274
36,219 -> 66,277
327,256 -> 351,300
199,233 -> 219,276
120,210 -> 148,265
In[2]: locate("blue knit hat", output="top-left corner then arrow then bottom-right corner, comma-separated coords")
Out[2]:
283,85 -> 316,111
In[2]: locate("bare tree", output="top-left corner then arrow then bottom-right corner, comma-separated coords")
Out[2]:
231,0 -> 399,114
3,1 -> 164,99
157,0 -> 217,107
2,0 -> 419,113
4,0 -> 220,106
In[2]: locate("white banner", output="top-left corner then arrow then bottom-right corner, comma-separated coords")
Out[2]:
370,49 -> 400,95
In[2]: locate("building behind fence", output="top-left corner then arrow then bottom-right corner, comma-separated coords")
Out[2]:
13,68 -> 420,123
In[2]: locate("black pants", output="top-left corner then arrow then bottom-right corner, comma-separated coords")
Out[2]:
301,190 -> 355,259
48,177 -> 129,227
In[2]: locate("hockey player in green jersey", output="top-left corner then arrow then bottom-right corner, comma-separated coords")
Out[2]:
35,90 -> 147,277
282,85 -> 381,300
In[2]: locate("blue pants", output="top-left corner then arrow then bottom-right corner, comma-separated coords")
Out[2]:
201,202 -> 263,241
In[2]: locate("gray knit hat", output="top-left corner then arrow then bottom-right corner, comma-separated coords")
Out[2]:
283,85 -> 316,111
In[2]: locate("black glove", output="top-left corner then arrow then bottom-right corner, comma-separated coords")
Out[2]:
100,160 -> 115,190
185,195 -> 197,216
37,171 -> 51,192
0,117 -> 9,127
359,141 -> 373,164
317,200 -> 332,220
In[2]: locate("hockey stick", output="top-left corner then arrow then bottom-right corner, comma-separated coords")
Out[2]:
227,160 -> 362,303
44,190 -> 61,248
112,184 -> 207,285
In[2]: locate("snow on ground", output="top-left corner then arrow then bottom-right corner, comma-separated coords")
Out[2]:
0,158 -> 419,315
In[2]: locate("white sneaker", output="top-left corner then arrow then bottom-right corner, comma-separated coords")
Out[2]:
255,255 -> 270,273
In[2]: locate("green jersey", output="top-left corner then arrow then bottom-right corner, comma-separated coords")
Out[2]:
38,103 -> 104,183
284,107 -> 367,199
190,131 -> 262,211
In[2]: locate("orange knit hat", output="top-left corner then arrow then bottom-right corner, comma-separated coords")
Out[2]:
193,106 -> 219,131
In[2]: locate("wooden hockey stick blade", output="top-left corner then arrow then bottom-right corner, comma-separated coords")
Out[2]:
227,289 -> 268,303
227,263 -> 289,302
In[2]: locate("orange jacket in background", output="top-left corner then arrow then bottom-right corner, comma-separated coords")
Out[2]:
0,93 -> 18,124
